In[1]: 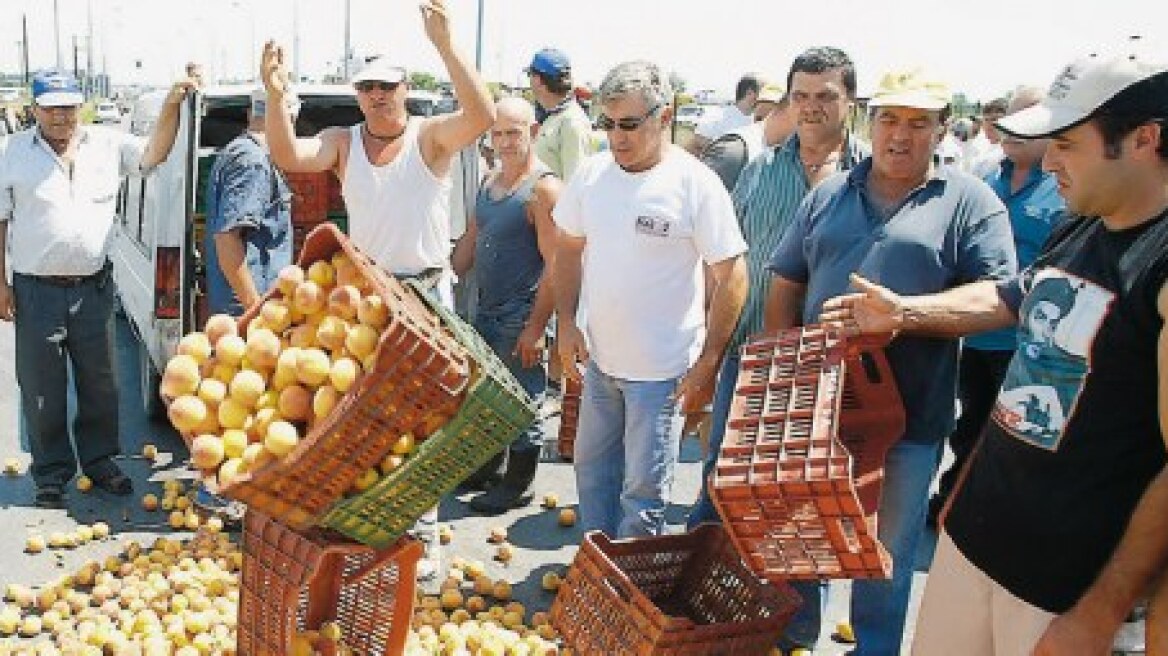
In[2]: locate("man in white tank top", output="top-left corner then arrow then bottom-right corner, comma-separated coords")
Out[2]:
259,0 -> 495,579
260,0 -> 494,307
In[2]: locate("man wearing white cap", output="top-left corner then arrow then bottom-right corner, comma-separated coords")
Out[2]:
0,69 -> 194,509
260,0 -> 494,309
260,0 -> 493,580
817,51 -> 1168,654
763,69 -> 1016,653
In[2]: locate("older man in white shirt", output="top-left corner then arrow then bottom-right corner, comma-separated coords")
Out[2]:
0,69 -> 192,509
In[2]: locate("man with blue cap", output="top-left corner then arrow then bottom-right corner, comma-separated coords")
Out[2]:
526,48 -> 594,181
0,69 -> 195,509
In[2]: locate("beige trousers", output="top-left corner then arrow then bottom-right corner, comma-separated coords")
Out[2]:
912,532 -> 1055,656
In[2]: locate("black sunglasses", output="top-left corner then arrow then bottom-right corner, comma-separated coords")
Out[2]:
355,81 -> 401,93
596,104 -> 662,132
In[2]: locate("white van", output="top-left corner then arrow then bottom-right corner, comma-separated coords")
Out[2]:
111,84 -> 363,418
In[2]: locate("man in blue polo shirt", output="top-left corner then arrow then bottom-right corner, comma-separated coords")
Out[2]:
763,69 -> 1016,654
928,85 -> 1065,525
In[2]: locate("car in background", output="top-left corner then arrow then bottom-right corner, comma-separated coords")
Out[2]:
94,100 -> 121,124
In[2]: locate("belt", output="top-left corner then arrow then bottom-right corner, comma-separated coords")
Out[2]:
19,265 -> 108,288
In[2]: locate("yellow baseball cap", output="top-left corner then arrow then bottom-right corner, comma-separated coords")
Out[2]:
758,83 -> 785,104
870,69 -> 951,110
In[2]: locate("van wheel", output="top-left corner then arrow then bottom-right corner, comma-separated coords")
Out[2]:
140,342 -> 165,421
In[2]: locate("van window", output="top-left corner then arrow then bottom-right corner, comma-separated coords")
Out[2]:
199,95 -> 363,149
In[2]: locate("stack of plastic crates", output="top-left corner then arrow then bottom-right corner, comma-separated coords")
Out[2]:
710,326 -> 905,581
556,375 -> 583,461
220,224 -> 472,530
237,511 -> 422,655
322,279 -> 537,548
550,524 -> 802,655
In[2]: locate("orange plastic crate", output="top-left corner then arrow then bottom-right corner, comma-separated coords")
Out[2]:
550,524 -> 801,655
557,375 -> 583,461
237,511 -> 422,655
287,171 -> 332,224
219,223 -> 472,529
711,326 -> 904,581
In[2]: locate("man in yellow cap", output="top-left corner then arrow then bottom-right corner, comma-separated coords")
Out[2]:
762,68 -> 1017,653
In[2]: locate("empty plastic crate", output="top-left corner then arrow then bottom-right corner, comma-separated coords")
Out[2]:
711,326 -> 904,581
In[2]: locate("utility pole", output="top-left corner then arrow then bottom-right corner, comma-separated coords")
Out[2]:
54,0 -> 62,69
20,14 -> 30,85
343,0 -> 351,80
475,0 -> 484,69
73,36 -> 80,81
86,0 -> 95,98
293,0 -> 301,83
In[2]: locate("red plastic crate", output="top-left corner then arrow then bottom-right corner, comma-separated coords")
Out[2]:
550,524 -> 801,655
286,171 -> 332,224
557,375 -> 583,461
220,224 -> 471,530
237,511 -> 423,656
710,326 -> 904,581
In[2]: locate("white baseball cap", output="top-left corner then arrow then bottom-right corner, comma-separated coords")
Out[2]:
351,56 -> 408,85
997,51 -> 1168,139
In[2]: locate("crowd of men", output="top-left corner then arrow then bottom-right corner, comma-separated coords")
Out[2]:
2,0 -> 1167,650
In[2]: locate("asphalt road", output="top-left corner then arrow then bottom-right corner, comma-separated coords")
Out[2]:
0,309 -> 936,654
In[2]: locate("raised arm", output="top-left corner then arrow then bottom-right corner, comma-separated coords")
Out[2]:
141,79 -> 197,170
416,0 -> 495,169
261,41 -> 344,174
1033,282 -> 1168,654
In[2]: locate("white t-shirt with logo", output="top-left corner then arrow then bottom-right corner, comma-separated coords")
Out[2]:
553,146 -> 747,381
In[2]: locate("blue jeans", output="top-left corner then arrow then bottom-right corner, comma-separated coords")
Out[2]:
574,360 -> 683,538
13,270 -> 121,489
783,438 -> 943,653
473,299 -> 546,453
687,352 -> 739,528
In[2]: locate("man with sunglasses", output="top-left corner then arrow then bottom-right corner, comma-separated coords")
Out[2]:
261,0 -> 493,580
818,51 -> 1168,654
553,60 -> 748,539
261,0 -> 494,310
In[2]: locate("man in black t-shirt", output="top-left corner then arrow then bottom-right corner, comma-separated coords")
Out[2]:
817,50 -> 1168,654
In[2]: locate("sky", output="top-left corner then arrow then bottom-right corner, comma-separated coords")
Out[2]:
1,0 -> 1163,101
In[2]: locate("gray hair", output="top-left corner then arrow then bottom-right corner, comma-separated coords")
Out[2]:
597,60 -> 673,109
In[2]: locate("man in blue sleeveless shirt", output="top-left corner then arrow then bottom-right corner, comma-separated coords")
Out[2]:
452,97 -> 562,514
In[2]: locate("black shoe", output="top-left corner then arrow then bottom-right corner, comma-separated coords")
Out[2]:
468,448 -> 539,515
34,486 -> 66,509
469,485 -> 534,515
90,465 -> 133,496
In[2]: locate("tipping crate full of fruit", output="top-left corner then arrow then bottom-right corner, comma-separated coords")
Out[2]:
710,326 -> 905,581
550,524 -> 801,655
163,223 -> 473,530
322,279 -> 537,548
237,511 -> 423,656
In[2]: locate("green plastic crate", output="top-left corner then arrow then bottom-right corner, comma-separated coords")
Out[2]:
327,212 -> 349,235
321,281 -> 535,548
